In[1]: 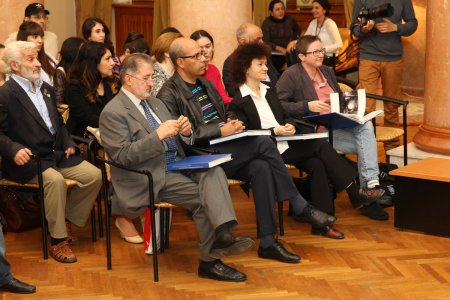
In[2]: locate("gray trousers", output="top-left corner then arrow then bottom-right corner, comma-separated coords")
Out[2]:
158,167 -> 237,262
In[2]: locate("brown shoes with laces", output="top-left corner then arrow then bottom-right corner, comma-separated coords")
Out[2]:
49,240 -> 77,263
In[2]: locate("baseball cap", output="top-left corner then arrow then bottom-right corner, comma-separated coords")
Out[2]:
25,3 -> 50,17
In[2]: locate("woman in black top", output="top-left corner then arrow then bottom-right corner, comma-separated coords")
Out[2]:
65,41 -> 115,137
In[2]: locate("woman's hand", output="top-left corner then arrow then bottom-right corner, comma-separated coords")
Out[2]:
274,124 -> 295,136
308,100 -> 330,113
361,19 -> 375,33
375,18 -> 398,33
220,119 -> 245,137
286,40 -> 297,53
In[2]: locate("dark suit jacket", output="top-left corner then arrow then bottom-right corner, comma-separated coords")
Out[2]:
0,78 -> 81,183
228,87 -> 296,132
222,54 -> 279,97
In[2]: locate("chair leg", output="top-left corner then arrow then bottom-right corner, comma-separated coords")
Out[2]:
90,208 -> 97,242
39,195 -> 48,259
159,208 -> 165,253
97,193 -> 104,238
278,201 -> 284,236
164,208 -> 170,250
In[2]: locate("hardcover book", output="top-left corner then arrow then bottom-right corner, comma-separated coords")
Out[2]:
167,154 -> 233,171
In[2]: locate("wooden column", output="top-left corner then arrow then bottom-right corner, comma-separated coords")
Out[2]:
413,0 -> 450,155
169,0 -> 252,73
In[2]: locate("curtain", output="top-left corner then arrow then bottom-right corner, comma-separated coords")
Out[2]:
344,0 -> 355,27
76,0 -> 113,36
152,0 -> 170,45
253,0 -> 272,27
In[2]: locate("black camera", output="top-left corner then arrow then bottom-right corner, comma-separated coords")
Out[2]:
359,3 -> 394,26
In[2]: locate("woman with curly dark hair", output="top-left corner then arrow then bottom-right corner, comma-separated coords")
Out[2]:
16,21 -> 57,85
65,41 -> 115,137
228,42 -> 388,239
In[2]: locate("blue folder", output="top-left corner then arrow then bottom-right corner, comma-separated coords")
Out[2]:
167,154 -> 232,171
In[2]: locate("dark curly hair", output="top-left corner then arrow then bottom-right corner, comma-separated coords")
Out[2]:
230,42 -> 271,90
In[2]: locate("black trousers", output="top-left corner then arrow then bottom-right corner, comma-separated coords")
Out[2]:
282,139 -> 357,214
209,136 -> 301,237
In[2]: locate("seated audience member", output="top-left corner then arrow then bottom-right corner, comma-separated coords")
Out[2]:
118,32 -> 150,63
223,23 -> 279,97
0,44 -> 6,86
99,53 -> 254,282
81,17 -> 120,77
304,0 -> 342,66
228,42 -> 387,238
159,27 -> 181,36
158,37 -> 336,263
0,41 -> 102,263
65,41 -> 115,137
16,21 -> 57,86
4,3 -> 58,58
53,37 -> 84,111
150,32 -> 183,97
0,223 -> 36,294
276,35 -> 389,220
190,30 -> 232,104
261,0 -> 300,73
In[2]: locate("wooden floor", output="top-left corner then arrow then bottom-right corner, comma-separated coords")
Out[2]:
4,126 -> 450,300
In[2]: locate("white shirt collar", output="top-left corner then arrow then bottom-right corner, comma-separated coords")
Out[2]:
239,82 -> 270,98
10,73 -> 43,93
121,87 -> 144,108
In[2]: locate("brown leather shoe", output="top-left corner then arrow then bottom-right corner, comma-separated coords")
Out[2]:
49,241 -> 77,263
312,226 -> 345,239
65,221 -> 77,245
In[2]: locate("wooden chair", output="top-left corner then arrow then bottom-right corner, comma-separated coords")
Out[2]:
0,155 -> 78,259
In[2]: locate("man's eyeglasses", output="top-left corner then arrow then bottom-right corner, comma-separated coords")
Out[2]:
127,73 -> 152,83
178,52 -> 204,60
303,48 -> 326,57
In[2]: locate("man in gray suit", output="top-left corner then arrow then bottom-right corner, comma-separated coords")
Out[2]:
99,53 -> 253,282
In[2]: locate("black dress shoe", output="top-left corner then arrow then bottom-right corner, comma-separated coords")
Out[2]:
0,277 -> 36,294
198,260 -> 247,282
258,241 -> 300,263
360,202 -> 389,220
312,226 -> 345,239
292,204 -> 336,228
209,233 -> 254,259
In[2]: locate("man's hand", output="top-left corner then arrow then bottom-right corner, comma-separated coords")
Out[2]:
65,146 -> 76,158
156,120 -> 180,140
375,18 -> 398,33
307,100 -> 330,113
178,115 -> 192,137
14,148 -> 33,166
220,119 -> 245,137
275,123 -> 296,136
361,19 -> 375,33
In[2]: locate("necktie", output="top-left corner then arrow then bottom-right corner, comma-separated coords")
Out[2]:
140,101 -> 178,165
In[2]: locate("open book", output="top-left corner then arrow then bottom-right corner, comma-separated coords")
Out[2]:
209,130 -> 271,145
166,154 -> 232,171
304,89 -> 383,129
274,132 -> 328,142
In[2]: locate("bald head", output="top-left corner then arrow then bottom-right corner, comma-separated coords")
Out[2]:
169,37 -> 207,83
236,23 -> 263,45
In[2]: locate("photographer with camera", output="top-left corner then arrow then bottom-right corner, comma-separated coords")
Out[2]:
350,0 -> 417,150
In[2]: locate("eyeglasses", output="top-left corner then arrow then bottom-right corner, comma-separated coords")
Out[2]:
303,48 -> 326,57
178,52 -> 204,60
127,73 -> 152,83
30,15 -> 48,21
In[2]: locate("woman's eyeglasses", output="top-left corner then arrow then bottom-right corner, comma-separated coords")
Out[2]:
303,48 -> 326,57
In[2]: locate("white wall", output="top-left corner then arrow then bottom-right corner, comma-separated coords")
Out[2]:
44,0 -> 77,55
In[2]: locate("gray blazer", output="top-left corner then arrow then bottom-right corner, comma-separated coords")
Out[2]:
99,89 -> 190,217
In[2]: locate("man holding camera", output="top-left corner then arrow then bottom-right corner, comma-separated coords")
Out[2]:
351,0 -> 417,149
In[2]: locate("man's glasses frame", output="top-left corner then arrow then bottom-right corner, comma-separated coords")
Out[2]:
127,73 -> 152,83
178,51 -> 204,60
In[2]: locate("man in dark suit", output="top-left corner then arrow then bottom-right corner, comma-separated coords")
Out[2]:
157,37 -> 336,264
99,53 -> 254,282
0,41 -> 102,263
222,23 -> 279,97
